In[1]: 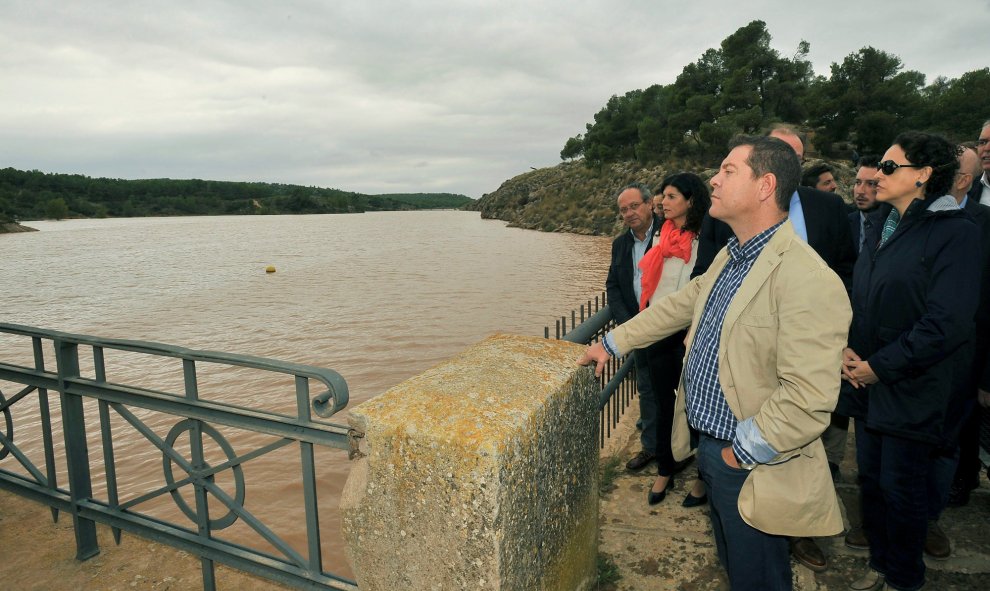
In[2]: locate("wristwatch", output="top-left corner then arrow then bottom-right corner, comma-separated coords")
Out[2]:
733,447 -> 756,471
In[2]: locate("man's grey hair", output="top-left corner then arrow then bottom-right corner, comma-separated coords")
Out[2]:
616,183 -> 652,203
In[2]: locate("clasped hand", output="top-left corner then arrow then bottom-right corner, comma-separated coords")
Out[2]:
841,347 -> 878,389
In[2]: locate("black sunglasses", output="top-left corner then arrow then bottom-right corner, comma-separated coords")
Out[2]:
876,160 -> 924,175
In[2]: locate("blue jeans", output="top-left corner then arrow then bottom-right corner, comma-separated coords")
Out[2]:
856,421 -> 933,591
634,348 -> 656,451
697,434 -> 791,590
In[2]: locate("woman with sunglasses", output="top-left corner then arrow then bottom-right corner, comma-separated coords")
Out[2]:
839,132 -> 981,591
637,172 -> 710,506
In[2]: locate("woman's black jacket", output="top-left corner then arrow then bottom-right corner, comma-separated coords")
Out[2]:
836,196 -> 981,445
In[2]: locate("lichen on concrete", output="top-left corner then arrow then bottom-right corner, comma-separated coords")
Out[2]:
340,333 -> 599,590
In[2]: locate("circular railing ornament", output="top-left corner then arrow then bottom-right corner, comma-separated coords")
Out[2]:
162,419 -> 245,529
0,388 -> 12,460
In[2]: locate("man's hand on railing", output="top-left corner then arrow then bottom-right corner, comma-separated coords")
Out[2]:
577,342 -> 610,377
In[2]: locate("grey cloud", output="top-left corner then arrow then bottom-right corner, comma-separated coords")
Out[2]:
1,1 -> 988,198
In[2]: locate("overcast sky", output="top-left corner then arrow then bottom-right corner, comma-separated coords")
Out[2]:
2,1 -> 988,198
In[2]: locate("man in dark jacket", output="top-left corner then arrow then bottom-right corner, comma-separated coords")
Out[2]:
848,155 -> 881,254
969,120 -> 990,205
947,145 -> 990,509
605,183 -> 659,471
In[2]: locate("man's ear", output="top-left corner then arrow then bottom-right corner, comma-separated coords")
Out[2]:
760,173 -> 778,204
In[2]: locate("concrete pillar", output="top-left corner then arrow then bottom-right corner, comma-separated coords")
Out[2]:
340,334 -> 599,590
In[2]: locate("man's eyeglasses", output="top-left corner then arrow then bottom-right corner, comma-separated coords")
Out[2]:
876,160 -> 925,175
619,201 -> 646,215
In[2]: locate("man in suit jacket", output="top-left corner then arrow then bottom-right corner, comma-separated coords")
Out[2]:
605,183 -> 660,471
947,146 -> 990,509
694,128 -> 855,291
581,135 -> 851,590
848,155 -> 880,254
968,120 -> 990,206
695,185 -> 855,288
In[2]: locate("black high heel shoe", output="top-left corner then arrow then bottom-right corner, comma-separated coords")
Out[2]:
681,491 -> 708,508
647,475 -> 674,505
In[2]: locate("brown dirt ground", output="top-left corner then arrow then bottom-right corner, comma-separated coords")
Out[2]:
0,491 -> 293,591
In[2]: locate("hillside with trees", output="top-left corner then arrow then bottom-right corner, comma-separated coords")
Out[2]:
560,21 -> 987,169
472,20 -> 988,236
0,167 -> 473,228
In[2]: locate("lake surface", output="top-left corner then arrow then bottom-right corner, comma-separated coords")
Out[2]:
0,211 -> 612,578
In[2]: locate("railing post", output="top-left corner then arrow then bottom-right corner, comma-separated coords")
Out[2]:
183,359 -> 217,591
54,338 -> 99,560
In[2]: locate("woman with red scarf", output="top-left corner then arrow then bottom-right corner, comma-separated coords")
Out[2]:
638,172 -> 710,505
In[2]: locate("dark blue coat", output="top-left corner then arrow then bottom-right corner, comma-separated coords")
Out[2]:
837,197 -> 981,445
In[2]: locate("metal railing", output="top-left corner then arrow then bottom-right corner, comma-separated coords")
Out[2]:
544,293 -> 638,447
0,323 -> 358,591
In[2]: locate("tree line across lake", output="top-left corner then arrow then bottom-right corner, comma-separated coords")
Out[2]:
0,167 -> 473,223
561,20 -> 989,169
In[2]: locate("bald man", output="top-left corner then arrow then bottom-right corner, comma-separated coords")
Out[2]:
946,146 -> 990,511
968,120 -> 990,206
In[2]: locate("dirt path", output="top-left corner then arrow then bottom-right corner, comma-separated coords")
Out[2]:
0,491 -> 292,591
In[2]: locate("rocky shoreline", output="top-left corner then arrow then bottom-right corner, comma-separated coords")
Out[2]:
471,158 -> 855,237
0,222 -> 38,233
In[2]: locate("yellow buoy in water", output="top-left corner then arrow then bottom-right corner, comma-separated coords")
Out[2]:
265,265 -> 276,273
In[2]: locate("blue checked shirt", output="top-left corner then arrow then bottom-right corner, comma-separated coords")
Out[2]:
682,219 -> 786,465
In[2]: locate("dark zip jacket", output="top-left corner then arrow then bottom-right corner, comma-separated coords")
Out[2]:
836,195 -> 981,445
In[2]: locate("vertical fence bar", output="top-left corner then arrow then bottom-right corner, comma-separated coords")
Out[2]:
54,338 -> 99,560
183,359 -> 217,591
543,290 -> 639,449
33,336 -> 59,523
93,345 -> 123,544
296,375 -> 324,574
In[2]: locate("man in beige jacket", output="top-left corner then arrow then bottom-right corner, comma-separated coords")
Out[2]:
580,135 -> 851,590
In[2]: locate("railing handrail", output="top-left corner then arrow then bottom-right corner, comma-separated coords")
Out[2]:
0,322 -> 348,417
545,295 -> 639,447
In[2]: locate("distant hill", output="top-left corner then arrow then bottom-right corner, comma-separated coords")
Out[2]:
0,167 -> 474,227
470,157 -> 855,237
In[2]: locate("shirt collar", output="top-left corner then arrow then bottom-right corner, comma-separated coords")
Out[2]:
629,218 -> 655,243
726,218 -> 787,263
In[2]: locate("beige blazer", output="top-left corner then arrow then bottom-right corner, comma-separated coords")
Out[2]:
612,221 -> 851,536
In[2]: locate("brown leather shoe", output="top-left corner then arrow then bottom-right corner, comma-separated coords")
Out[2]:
845,526 -> 869,550
849,568 -> 884,590
790,536 -> 827,572
625,450 -> 655,471
924,520 -> 951,560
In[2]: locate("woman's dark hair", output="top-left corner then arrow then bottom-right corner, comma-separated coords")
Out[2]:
656,172 -> 711,234
893,131 -> 960,198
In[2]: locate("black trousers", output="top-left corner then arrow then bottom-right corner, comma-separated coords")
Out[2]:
646,339 -> 685,477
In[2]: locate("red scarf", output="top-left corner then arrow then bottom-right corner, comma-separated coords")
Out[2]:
638,219 -> 696,311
